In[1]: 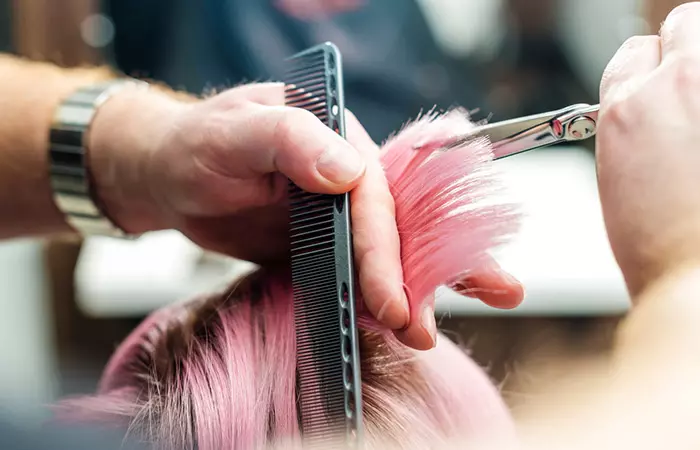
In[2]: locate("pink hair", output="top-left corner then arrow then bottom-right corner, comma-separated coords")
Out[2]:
54,109 -> 520,449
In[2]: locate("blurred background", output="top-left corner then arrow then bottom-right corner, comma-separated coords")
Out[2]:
0,0 -> 683,428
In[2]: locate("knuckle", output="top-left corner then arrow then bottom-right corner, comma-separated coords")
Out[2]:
377,183 -> 397,218
220,83 -> 284,107
353,167 -> 397,219
289,106 -> 318,125
188,153 -> 218,193
200,111 -> 231,153
665,54 -> 700,90
599,70 -> 616,99
273,108 -> 316,153
601,35 -> 654,93
600,76 -> 654,133
256,174 -> 287,206
620,34 -> 649,50
358,191 -> 397,232
601,95 -> 635,135
213,88 -> 247,108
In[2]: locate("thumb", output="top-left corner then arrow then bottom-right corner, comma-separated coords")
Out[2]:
209,82 -> 286,107
203,102 -> 366,194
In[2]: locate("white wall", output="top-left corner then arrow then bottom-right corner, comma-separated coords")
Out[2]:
0,239 -> 57,424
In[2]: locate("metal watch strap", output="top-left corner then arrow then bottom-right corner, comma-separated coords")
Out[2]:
49,79 -> 148,237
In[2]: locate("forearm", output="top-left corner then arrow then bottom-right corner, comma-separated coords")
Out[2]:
509,264 -> 700,450
0,54 -> 114,239
614,262 -> 700,378
0,54 -> 198,240
579,265 -> 700,448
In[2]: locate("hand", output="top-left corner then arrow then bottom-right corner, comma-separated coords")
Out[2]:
597,2 -> 700,298
88,82 -> 523,349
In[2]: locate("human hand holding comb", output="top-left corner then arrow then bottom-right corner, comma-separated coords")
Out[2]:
87,81 -> 522,350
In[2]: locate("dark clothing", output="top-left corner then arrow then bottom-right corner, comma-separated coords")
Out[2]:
103,0 -> 487,141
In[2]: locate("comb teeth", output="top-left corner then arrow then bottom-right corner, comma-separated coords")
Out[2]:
285,42 -> 364,449
285,46 -> 341,132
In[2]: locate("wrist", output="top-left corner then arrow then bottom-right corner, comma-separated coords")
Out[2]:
616,215 -> 700,299
88,85 -> 191,234
615,262 -> 700,369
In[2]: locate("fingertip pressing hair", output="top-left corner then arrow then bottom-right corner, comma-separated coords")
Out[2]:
381,108 -> 519,305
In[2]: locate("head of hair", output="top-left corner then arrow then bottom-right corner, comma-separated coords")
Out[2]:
53,109 -> 520,449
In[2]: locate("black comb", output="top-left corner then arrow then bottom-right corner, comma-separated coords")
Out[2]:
285,42 -> 364,448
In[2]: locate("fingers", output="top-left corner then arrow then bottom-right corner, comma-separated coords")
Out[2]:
201,102 -> 366,194
345,110 -> 520,349
345,110 -> 437,350
394,292 -> 437,351
600,35 -> 661,104
345,111 -> 410,332
595,2 -> 700,105
660,2 -> 700,60
451,256 -> 524,309
395,257 -> 524,351
213,82 -> 286,107
343,110 -> 377,152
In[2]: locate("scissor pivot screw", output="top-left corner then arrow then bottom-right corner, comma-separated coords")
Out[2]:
567,116 -> 596,140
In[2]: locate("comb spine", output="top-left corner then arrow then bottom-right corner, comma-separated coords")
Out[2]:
329,45 -> 364,447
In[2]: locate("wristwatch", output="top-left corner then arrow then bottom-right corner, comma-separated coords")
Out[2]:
48,79 -> 148,237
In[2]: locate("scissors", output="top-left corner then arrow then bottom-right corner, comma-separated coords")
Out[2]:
427,103 -> 601,160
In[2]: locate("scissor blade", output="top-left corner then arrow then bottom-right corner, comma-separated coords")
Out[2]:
438,104 -> 585,151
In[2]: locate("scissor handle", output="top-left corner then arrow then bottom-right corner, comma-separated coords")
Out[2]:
492,103 -> 600,160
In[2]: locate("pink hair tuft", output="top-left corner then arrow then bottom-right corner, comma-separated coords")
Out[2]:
380,108 -> 519,305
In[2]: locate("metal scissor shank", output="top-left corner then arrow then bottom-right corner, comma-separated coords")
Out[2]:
432,103 -> 601,160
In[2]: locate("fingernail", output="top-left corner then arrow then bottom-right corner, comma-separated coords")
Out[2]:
376,298 -> 409,330
420,305 -> 437,348
400,285 -> 411,329
450,279 -> 474,297
316,145 -> 365,185
377,286 -> 410,330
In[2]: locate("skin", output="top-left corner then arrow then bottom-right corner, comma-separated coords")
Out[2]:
596,1 -> 700,298
427,3 -> 700,449
9,1 -> 700,448
0,57 -> 522,351
80,1 -> 700,447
